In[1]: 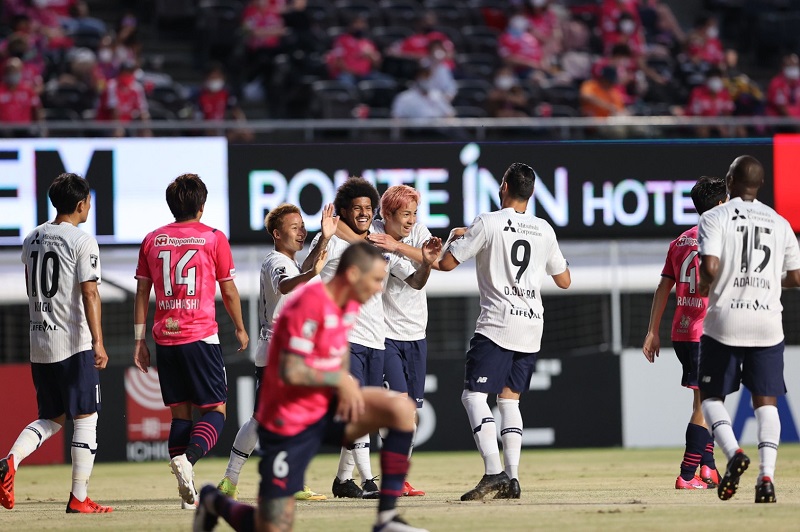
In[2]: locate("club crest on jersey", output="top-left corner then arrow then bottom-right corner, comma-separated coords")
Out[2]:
302,319 -> 318,339
503,220 -> 516,232
163,317 -> 181,335
90,254 -> 98,268
274,266 -> 286,276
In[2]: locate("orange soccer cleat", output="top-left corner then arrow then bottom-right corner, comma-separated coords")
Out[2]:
0,455 -> 15,510
66,493 -> 113,513
402,481 -> 425,496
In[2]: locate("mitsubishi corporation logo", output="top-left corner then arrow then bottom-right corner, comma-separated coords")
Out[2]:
503,219 -> 516,232
732,209 -> 746,220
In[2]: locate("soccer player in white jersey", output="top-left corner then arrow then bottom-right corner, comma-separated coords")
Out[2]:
697,155 -> 800,503
304,177 -> 441,499
217,203 -> 336,502
0,173 -> 112,514
438,162 -> 571,501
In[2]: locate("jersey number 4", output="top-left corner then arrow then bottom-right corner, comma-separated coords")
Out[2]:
157,249 -> 198,296
28,250 -> 60,297
679,250 -> 699,294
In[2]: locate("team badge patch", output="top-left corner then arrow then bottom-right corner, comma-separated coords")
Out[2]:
302,319 -> 318,339
90,254 -> 98,269
274,266 -> 286,276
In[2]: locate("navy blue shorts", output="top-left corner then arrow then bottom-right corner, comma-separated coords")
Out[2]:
384,338 -> 427,408
673,341 -> 701,389
349,343 -> 384,387
31,350 -> 100,420
156,341 -> 227,408
253,365 -> 265,416
699,335 -> 786,398
257,398 -> 346,500
464,334 -> 537,394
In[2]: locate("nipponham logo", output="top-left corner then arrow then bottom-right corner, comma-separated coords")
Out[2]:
154,234 -> 169,246
154,235 -> 206,247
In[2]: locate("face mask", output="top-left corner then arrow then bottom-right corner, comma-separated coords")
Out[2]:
5,73 -> 21,86
206,79 -> 224,92
418,79 -> 432,92
432,49 -> 446,61
509,17 -> 528,33
532,0 -> 547,7
620,20 -> 636,35
98,49 -> 113,63
495,75 -> 516,90
784,66 -> 800,80
707,77 -> 723,93
33,0 -> 48,8
706,26 -> 719,39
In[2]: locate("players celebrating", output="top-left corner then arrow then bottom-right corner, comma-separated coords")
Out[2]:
698,155 -> 800,503
438,162 -> 571,500
643,176 -> 727,490
217,203 -> 336,502
1,173 -> 112,514
195,242 -> 428,532
133,173 -> 248,509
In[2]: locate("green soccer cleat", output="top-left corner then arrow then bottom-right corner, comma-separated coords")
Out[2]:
295,485 -> 327,501
217,477 -> 239,500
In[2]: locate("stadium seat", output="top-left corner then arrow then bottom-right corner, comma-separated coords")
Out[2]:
334,0 -> 382,26
370,25 -> 414,51
150,84 -> 193,118
196,1 -> 243,62
453,79 -> 492,107
424,0 -> 476,28
542,84 -> 580,107
310,80 -> 359,118
432,25 -> 464,52
68,27 -> 104,51
380,56 -> 420,82
454,105 -> 488,117
305,0 -> 337,27
461,26 -> 499,55
147,100 -> 178,122
43,86 -> 89,114
455,53 -> 499,80
378,0 -> 421,27
467,0 -> 508,30
357,79 -> 399,109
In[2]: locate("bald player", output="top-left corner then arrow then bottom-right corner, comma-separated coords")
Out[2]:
698,155 -> 800,503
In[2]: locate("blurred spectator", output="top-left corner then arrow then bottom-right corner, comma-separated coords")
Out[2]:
0,57 -> 45,136
96,62 -> 150,137
4,33 -> 44,94
31,0 -> 77,19
722,49 -> 764,117
524,0 -> 563,57
498,15 -> 544,76
196,65 -> 253,142
424,40 -> 456,102
603,11 -> 646,57
766,54 -> 800,118
600,0 -> 642,46
47,47 -> 105,116
604,43 -> 646,106
326,15 -> 386,86
62,1 -> 107,36
686,67 -> 737,137
685,14 -> 723,67
114,10 -> 140,67
580,64 -> 627,118
677,43 -> 712,97
28,0 -> 73,51
96,35 -> 118,80
389,11 -> 455,62
486,65 -> 531,118
391,64 -> 455,119
637,0 -> 684,55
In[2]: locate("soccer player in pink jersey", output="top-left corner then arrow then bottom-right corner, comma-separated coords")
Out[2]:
643,176 -> 727,490
133,174 -> 249,509
194,242 -> 431,532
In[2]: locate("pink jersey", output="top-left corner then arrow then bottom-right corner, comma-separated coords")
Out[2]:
661,226 -> 708,342
256,282 -> 360,437
135,222 -> 235,345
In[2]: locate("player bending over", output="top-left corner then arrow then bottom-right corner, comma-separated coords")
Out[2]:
643,176 -> 727,489
195,242 -> 428,532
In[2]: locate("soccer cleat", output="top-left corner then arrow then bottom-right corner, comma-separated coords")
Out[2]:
460,472 -> 510,501
700,465 -> 720,488
494,478 -> 521,499
193,485 -> 220,532
718,449 -> 750,501
373,514 -> 429,532
65,493 -> 113,513
295,485 -> 327,501
675,475 -> 707,490
402,481 -> 425,496
0,455 -> 15,510
332,477 -> 363,498
182,500 -> 198,510
170,454 -> 198,505
217,477 -> 239,500
362,477 -> 380,499
755,476 -> 777,503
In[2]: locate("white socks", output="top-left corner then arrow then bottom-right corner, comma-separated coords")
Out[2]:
10,418 -> 62,466
702,399 -> 740,460
498,397 -> 522,480
336,446 -> 356,481
461,390 -> 502,475
71,413 -> 98,502
336,434 -> 372,482
224,417 -> 260,484
755,405 -> 780,480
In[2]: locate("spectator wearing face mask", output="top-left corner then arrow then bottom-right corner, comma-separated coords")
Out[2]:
3,33 -> 44,94
391,64 -> 455,120
524,0 -> 563,57
326,14 -> 386,86
96,61 -> 150,137
603,11 -> 646,57
487,66 -> 531,118
580,64 -> 627,118
0,57 -> 45,137
424,40 -> 456,102
686,67 -> 736,138
389,11 -> 455,63
685,14 -> 723,67
499,14 -> 544,77
196,65 -> 254,142
600,1 -> 641,40
767,54 -> 800,118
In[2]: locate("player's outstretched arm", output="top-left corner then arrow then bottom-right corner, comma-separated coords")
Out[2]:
219,279 -> 249,351
404,237 -> 442,289
133,278 -> 153,373
278,254 -> 328,294
643,276 -> 675,363
698,255 -> 719,296
81,280 -> 108,370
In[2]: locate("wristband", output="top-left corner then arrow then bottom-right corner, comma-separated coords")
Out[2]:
134,324 -> 146,341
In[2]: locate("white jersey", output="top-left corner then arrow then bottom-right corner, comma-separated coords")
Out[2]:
698,197 -> 800,347
21,222 -> 101,364
310,231 -> 416,349
449,208 -> 567,353
255,250 -> 301,366
372,220 -> 431,341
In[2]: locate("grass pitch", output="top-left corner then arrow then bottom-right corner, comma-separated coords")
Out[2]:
3,446 -> 800,531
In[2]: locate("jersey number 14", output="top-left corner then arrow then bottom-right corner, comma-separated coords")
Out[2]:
157,249 -> 198,296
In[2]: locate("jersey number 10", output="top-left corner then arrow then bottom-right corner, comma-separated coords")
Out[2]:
28,250 -> 60,298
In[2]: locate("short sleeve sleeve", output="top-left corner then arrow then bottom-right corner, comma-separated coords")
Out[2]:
268,256 -> 291,293
698,209 -> 723,258
449,216 -> 487,264
75,236 -> 101,284
215,232 -> 236,281
282,296 -> 323,358
135,234 -> 151,280
783,219 -> 800,272
545,233 -> 568,276
661,242 -> 676,279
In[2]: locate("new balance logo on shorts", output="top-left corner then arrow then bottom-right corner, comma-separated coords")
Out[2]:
476,377 -> 488,383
